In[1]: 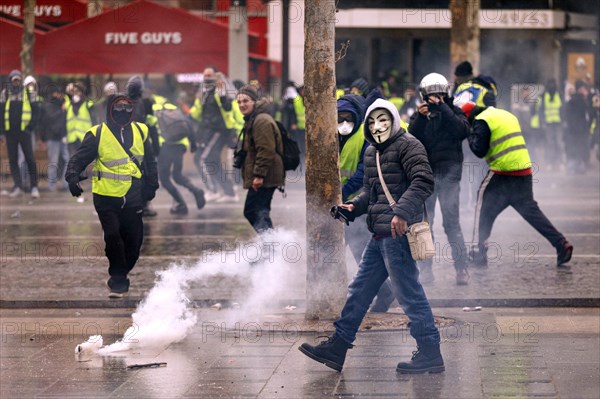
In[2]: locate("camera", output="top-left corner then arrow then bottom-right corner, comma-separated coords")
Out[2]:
232,149 -> 246,169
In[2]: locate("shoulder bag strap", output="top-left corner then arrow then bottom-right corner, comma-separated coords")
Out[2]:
375,150 -> 396,208
376,150 -> 429,222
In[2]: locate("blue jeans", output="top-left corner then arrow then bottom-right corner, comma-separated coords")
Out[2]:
47,139 -> 70,188
334,235 -> 440,346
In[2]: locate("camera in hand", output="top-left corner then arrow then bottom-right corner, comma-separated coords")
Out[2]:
233,149 -> 246,169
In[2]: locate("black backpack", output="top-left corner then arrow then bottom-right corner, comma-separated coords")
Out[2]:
155,107 -> 193,143
275,121 -> 301,171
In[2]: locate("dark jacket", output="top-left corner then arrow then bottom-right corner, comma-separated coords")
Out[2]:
66,95 -> 158,208
408,97 -> 470,172
0,86 -> 40,135
349,99 -> 434,235
40,96 -> 67,142
241,98 -> 285,189
565,93 -> 591,138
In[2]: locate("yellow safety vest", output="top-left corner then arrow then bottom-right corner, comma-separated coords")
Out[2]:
3,88 -> 32,132
293,96 -> 305,130
530,97 -> 541,129
543,92 -> 561,123
340,125 -> 365,194
189,92 -> 234,129
389,96 -> 405,112
66,100 -> 93,144
476,107 -> 531,172
90,122 -> 148,197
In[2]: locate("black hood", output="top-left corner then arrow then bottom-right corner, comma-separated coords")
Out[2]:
126,75 -> 144,100
106,94 -> 134,130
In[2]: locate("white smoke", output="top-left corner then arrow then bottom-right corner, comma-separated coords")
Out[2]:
78,228 -> 305,355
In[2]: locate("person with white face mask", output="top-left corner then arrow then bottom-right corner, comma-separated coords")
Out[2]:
300,98 -> 444,375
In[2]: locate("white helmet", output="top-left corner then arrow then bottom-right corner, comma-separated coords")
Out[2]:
23,75 -> 37,87
419,73 -> 449,101
103,81 -> 117,96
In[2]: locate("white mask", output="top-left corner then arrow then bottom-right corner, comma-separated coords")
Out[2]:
72,95 -> 81,103
337,121 -> 354,136
368,109 -> 392,143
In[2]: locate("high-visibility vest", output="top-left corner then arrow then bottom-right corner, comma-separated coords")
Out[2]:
66,100 -> 93,144
543,92 -> 561,123
189,92 -> 234,129
530,97 -> 541,129
336,89 -> 345,100
340,124 -> 365,198
231,100 -> 245,133
90,122 -> 148,197
293,96 -> 305,130
389,96 -> 405,112
3,88 -> 31,132
476,107 -> 531,172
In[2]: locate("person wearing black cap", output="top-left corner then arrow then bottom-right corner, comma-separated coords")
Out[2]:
564,80 -> 592,174
235,84 -> 284,233
350,78 -> 370,97
65,93 -> 159,298
0,69 -> 41,198
453,61 -> 497,107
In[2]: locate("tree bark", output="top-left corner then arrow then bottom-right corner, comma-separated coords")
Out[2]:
450,0 -> 480,75
20,0 -> 36,77
304,0 -> 347,320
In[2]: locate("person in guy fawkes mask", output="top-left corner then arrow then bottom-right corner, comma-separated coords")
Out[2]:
299,99 -> 443,375
126,75 -> 161,216
66,94 -> 159,298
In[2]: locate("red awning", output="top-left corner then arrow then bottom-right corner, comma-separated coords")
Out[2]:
35,0 -> 230,74
0,17 -> 46,74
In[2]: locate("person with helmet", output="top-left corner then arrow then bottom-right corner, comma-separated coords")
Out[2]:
408,72 -> 471,285
65,93 -> 159,298
299,98 -> 442,374
0,70 -> 41,198
457,99 -> 574,269
126,75 -> 161,216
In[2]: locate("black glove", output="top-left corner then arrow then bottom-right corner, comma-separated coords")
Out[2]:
330,206 -> 355,226
189,141 -> 198,153
68,181 -> 83,197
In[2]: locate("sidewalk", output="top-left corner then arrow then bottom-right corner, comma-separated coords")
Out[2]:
1,307 -> 598,398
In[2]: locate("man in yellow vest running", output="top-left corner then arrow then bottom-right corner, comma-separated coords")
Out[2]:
66,94 -> 159,298
458,100 -> 574,269
0,69 -> 41,198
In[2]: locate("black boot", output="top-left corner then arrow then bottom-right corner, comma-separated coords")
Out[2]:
192,188 -> 206,210
298,335 -> 353,372
556,239 -> 573,267
396,344 -> 445,374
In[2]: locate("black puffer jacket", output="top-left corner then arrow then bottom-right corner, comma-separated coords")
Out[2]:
349,99 -> 434,235
408,97 -> 469,171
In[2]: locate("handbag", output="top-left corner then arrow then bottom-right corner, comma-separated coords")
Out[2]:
375,150 -> 435,261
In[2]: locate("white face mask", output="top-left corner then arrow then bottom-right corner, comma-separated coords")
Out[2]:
72,95 -> 81,103
337,121 -> 354,136
368,109 -> 392,143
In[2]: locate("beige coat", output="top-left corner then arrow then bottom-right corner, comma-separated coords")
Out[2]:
241,99 -> 285,189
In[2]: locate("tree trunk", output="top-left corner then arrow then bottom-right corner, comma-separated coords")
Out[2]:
20,0 -> 36,77
450,0 -> 480,75
304,0 -> 347,320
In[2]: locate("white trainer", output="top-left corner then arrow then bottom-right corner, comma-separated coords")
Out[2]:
31,187 -> 40,199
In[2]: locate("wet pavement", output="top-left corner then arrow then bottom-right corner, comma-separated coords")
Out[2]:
1,166 -> 599,397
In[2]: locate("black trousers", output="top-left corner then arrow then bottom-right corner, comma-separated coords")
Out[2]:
244,187 -> 276,233
4,130 -> 38,189
94,195 -> 144,278
474,171 -> 565,252
158,143 -> 200,206
194,131 -> 236,196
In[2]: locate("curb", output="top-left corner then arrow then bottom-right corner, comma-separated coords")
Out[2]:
1,297 -> 598,309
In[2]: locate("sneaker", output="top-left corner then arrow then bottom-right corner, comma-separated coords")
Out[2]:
469,247 -> 488,268
170,203 -> 188,215
107,277 -> 129,299
204,191 -> 222,202
556,239 -> 573,267
142,206 -> 158,217
456,268 -> 470,285
77,196 -> 86,203
31,187 -> 40,199
8,187 -> 22,198
215,194 -> 239,203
